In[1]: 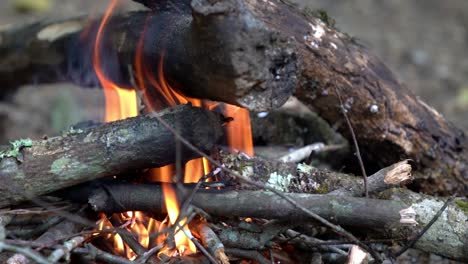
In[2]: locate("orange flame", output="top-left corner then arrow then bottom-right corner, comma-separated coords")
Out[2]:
93,0 -> 137,122
95,0 -> 254,258
162,184 -> 197,254
224,105 -> 254,156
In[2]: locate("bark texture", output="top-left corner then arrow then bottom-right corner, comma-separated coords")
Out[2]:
0,4 -> 297,111
88,183 -> 468,261
220,152 -> 411,196
0,104 -> 223,208
248,0 -> 467,193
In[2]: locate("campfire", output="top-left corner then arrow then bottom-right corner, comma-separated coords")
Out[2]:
92,0 -> 255,260
0,0 -> 467,263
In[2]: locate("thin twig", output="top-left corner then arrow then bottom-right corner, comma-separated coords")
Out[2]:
225,248 -> 270,264
393,196 -> 455,257
180,227 -> 218,264
286,229 -> 347,256
0,241 -> 52,264
134,243 -> 165,264
334,87 -> 369,198
74,244 -> 134,264
48,236 -> 86,262
149,108 -> 383,262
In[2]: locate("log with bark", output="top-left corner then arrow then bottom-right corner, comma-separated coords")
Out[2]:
0,104 -> 224,208
0,0 -> 465,194
87,183 -> 468,262
0,0 -> 297,111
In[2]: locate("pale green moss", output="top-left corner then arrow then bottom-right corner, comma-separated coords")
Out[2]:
455,199 -> 468,214
63,127 -> 84,136
0,138 -> 33,162
315,185 -> 329,194
266,172 -> 293,192
50,157 -> 88,179
297,163 -> 313,174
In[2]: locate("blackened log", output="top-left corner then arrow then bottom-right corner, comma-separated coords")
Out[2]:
0,104 -> 223,208
88,183 -> 468,261
0,4 -> 297,111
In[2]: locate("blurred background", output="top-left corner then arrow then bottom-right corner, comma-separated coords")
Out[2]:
0,0 -> 467,143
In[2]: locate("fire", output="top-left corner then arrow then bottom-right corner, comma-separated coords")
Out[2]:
93,0 -> 137,122
94,0 -> 253,259
162,184 -> 197,254
224,105 -> 254,157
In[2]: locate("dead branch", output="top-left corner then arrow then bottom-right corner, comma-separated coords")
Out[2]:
89,183 -> 407,228
224,248 -> 270,264
190,219 -> 229,264
88,183 -> 468,261
221,152 -> 412,196
0,105 -> 223,208
216,220 -> 290,250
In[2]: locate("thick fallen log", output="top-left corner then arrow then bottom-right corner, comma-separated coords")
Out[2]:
0,104 -> 223,208
226,0 -> 467,193
0,2 -> 297,111
88,183 -> 468,261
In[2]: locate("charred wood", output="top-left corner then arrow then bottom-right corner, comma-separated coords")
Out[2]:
0,2 -> 297,111
133,0 -> 467,194
0,105 -> 223,208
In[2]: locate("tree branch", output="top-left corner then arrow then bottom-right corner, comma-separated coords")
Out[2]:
0,104 -> 223,208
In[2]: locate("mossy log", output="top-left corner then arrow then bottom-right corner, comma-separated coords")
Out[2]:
220,152 -> 412,196
88,183 -> 468,261
0,104 -> 223,208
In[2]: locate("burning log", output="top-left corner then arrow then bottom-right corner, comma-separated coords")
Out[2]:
88,183 -> 468,261
0,104 -> 223,208
0,0 -> 297,111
